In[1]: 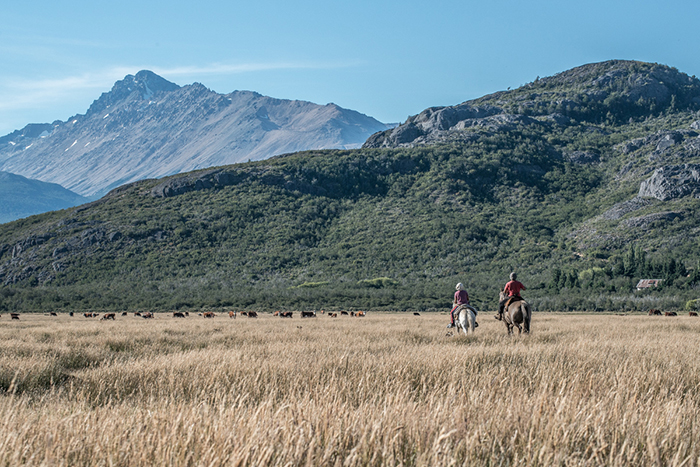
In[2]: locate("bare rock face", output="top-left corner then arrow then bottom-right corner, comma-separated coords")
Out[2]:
623,211 -> 683,228
600,197 -> 653,220
638,164 -> 700,200
0,71 -> 389,198
565,151 -> 600,165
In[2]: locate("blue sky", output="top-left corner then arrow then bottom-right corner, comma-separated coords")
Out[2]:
1,0 -> 699,136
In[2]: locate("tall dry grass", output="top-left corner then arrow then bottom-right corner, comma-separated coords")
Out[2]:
0,311 -> 699,466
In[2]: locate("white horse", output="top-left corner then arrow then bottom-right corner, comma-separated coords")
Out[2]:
454,304 -> 477,334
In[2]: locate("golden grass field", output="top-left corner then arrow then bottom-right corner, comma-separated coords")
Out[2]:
0,310 -> 699,466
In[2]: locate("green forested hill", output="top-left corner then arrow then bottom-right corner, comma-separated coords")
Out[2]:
2,61 -> 700,313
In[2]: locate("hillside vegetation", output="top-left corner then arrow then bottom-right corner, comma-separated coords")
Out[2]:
2,60 -> 700,313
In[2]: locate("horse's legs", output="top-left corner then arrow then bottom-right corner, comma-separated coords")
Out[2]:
523,305 -> 531,334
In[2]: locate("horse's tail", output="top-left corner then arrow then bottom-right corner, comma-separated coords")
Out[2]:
522,302 -> 532,333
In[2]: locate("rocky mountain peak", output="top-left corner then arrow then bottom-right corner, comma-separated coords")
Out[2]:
0,71 -> 389,197
86,70 -> 180,117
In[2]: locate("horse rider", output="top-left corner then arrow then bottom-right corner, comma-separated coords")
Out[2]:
495,272 -> 526,321
447,282 -> 478,328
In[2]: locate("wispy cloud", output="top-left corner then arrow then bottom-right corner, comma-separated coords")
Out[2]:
0,60 -> 360,113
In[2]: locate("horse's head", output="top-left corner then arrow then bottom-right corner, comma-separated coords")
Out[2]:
499,289 -> 506,301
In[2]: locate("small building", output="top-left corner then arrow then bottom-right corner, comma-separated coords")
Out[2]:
636,279 -> 663,291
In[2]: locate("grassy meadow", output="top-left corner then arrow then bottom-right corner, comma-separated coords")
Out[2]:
0,311 -> 699,466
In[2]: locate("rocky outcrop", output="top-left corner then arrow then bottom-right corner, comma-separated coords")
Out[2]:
150,168 -> 247,198
362,104 -> 549,148
639,164 -> 700,200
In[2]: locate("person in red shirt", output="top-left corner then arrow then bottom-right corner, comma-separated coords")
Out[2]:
447,282 -> 478,328
495,272 -> 526,321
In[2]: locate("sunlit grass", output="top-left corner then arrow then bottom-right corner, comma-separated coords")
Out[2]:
0,312 -> 699,465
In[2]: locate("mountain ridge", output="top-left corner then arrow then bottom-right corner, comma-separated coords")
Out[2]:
364,60 -> 700,149
0,172 -> 87,224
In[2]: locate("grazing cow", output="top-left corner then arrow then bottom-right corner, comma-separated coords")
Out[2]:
173,312 -> 186,318
273,311 -> 279,316
301,311 -> 316,318
350,311 -> 356,317
50,312 -> 58,316
248,311 -> 258,318
228,311 -> 236,319
11,313 -> 20,320
329,313 -> 338,318
648,309 -> 662,316
134,312 -> 142,317
142,312 -> 154,319
69,312 -> 74,317
84,312 -> 94,318
690,312 -> 698,317
413,312 -> 420,316
240,311 -> 248,317
357,311 -> 366,317
203,312 -> 216,318
101,313 -> 116,320
122,312 -> 128,316
279,311 -> 293,318
340,311 -> 349,316
665,311 -> 678,317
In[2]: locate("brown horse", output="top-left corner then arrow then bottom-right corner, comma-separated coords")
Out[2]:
499,291 -> 531,335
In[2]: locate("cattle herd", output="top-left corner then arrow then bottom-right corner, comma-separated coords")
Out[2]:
1,308 -> 699,320
646,308 -> 698,317
0,309 -> 369,320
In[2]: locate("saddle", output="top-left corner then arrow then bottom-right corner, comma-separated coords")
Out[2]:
505,296 -> 523,309
455,304 -> 477,316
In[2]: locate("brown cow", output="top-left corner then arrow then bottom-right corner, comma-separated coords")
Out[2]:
11,313 -> 19,320
121,312 -> 128,316
279,311 -> 293,318
134,312 -> 142,317
248,311 -> 258,318
690,312 -> 698,317
203,312 -> 215,318
273,311 -> 279,316
101,313 -> 116,320
228,311 -> 236,319
240,311 -> 248,317
329,313 -> 338,318
142,312 -> 154,319
50,312 -> 58,316
357,311 -> 366,317
648,309 -> 662,316
84,312 -> 94,318
665,311 -> 678,317
173,312 -> 186,318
